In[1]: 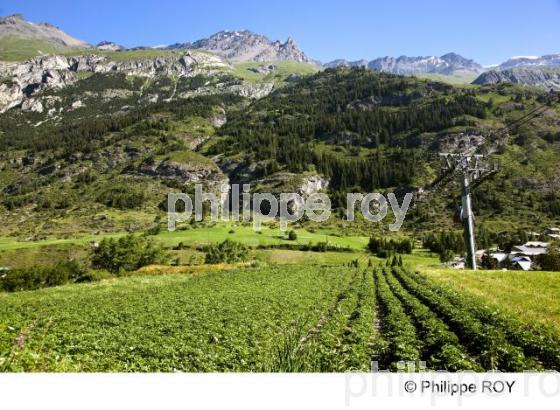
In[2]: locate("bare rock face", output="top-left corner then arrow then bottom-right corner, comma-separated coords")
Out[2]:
437,133 -> 486,155
298,175 -> 329,196
136,157 -> 225,185
211,107 -> 227,128
21,98 -> 44,113
472,67 -> 560,90
323,59 -> 369,69
0,56 -> 78,111
179,80 -> 274,100
0,80 -> 24,113
0,51 -> 232,112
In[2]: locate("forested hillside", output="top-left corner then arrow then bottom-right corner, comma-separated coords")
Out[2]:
1,67 -> 559,237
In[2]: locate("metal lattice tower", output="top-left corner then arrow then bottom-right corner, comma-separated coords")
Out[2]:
439,153 -> 498,270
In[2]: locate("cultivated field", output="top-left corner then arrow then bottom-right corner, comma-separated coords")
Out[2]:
2,263 -> 559,372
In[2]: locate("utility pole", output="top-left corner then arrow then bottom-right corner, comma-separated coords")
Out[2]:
439,153 -> 497,270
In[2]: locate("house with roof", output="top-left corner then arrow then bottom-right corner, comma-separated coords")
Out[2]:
545,227 -> 560,240
482,241 -> 551,271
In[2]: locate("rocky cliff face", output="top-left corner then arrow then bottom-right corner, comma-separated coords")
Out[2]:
171,30 -> 312,63
0,52 -> 231,112
472,67 -> 560,90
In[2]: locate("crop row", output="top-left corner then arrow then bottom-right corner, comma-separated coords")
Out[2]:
287,268 -> 377,372
269,268 -> 360,371
374,268 -> 421,369
403,271 -> 560,370
0,266 -> 357,372
382,269 -> 482,371
306,269 -> 377,371
392,268 -> 541,371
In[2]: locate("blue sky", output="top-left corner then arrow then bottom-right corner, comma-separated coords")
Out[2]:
2,0 -> 560,65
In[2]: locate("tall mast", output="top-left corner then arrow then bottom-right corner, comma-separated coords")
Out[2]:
439,153 -> 497,270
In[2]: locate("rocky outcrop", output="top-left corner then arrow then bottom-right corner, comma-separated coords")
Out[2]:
0,80 -> 24,112
472,67 -> 560,90
21,98 -> 44,113
0,52 -> 231,112
136,157 -> 224,185
298,175 -> 329,196
248,64 -> 277,74
211,107 -> 227,127
437,133 -> 487,155
178,80 -> 274,100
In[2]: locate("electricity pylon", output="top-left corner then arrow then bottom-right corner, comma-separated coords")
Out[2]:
439,153 -> 497,270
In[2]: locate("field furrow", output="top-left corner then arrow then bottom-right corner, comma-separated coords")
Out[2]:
383,268 -> 482,371
392,268 -> 540,371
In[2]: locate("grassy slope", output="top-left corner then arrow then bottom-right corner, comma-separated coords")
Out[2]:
0,37 -> 202,62
0,35 -> 90,61
232,61 -> 319,83
414,72 -> 479,85
0,223 -> 368,253
422,267 -> 560,333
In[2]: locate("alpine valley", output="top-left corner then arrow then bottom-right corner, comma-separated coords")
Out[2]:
1,13 -> 560,373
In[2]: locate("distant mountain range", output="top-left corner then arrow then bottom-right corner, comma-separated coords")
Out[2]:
493,55 -> 560,71
324,53 -> 483,75
473,67 -> 560,90
1,14 -> 560,89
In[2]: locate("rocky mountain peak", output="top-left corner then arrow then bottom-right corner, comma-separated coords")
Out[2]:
0,13 -> 89,48
96,41 -> 124,51
1,14 -> 25,24
181,29 -> 312,63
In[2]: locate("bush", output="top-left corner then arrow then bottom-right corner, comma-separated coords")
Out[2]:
423,231 -> 464,254
368,237 -> 413,257
145,224 -> 162,236
97,184 -> 146,210
439,249 -> 455,263
92,235 -> 167,273
536,248 -> 560,271
481,251 -> 499,270
287,230 -> 298,241
204,240 -> 249,264
0,261 -> 85,292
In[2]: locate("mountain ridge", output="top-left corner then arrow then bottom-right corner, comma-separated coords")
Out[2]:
2,13 -> 560,90
473,67 -> 560,91
325,52 -> 483,75
0,14 -> 89,48
167,30 -> 313,63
